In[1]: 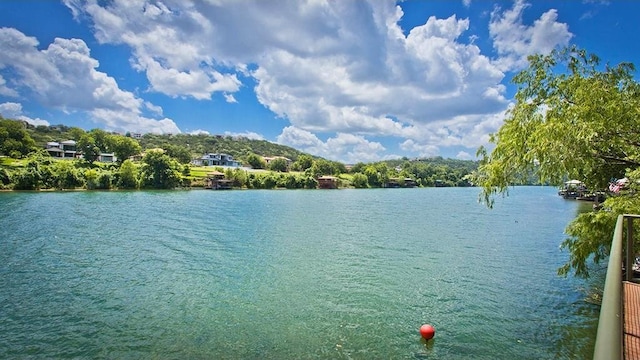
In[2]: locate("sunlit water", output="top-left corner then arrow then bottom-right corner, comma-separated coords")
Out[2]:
0,187 -> 599,359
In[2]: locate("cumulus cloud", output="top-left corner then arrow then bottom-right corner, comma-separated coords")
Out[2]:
489,0 -> 573,71
399,139 -> 439,158
456,151 -> 473,160
223,93 -> 238,103
0,102 -> 50,126
0,27 -> 179,134
64,0 -> 241,100
53,1 -> 572,161
188,129 -> 210,135
277,126 -> 386,163
224,130 -> 264,140
62,1 -> 510,148
0,75 -> 18,97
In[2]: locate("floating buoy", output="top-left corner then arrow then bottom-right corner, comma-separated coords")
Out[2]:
420,324 -> 435,340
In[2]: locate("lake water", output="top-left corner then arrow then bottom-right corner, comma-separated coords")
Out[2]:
0,187 -> 600,359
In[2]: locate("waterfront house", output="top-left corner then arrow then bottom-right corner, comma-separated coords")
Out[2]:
385,177 -> 417,188
318,176 -> 338,189
193,153 -> 240,167
262,156 -> 292,168
98,153 -> 116,163
205,171 -> 233,190
45,140 -> 78,159
403,178 -> 418,187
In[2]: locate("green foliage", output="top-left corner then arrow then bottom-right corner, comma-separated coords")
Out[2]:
12,167 -> 40,190
117,159 -> 139,189
261,174 -> 277,189
349,157 -> 476,188
363,165 -> 384,187
68,127 -> 86,141
351,172 -> 369,188
1,118 -> 476,192
473,46 -> 640,277
51,160 -> 83,189
0,166 -> 10,187
0,119 -> 37,157
89,129 -> 111,153
84,168 -> 112,190
140,150 -> 183,189
303,176 -> 318,189
135,133 -> 307,165
164,144 -> 192,164
350,162 -> 366,174
292,154 -> 314,171
310,159 -> 338,177
225,168 -> 248,188
268,157 -> 288,172
245,153 -> 266,169
108,135 -> 141,164
77,133 -> 100,164
96,171 -> 113,190
84,168 -> 100,190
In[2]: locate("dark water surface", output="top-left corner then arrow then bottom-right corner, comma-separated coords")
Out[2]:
0,187 -> 599,359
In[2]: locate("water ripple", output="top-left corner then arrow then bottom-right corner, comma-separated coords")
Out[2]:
0,188 -> 598,359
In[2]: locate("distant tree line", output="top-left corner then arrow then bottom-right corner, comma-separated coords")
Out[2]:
0,118 -> 478,190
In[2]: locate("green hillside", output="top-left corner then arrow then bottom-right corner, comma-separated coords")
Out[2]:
24,122 -> 310,163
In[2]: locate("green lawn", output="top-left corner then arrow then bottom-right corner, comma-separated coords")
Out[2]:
189,166 -> 217,178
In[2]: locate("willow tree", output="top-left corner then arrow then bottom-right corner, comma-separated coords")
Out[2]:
474,46 -> 640,277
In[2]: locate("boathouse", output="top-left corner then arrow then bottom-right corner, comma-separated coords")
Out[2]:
317,176 -> 338,189
205,171 -> 232,190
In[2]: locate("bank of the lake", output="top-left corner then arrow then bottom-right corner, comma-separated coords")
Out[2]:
0,186 -> 599,359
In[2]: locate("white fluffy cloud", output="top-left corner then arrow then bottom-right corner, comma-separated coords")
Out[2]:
33,0 -> 573,161
224,131 -> 264,140
0,102 -> 50,126
0,27 -> 179,134
277,126 -> 387,163
489,0 -> 573,71
188,129 -> 210,135
0,75 -> 18,97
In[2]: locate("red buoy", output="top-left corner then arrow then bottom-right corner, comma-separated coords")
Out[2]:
420,324 -> 435,340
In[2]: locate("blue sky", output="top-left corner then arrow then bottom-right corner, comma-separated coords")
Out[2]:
0,0 -> 638,163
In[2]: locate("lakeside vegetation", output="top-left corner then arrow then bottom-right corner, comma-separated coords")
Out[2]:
0,117 -> 478,191
473,46 -> 640,278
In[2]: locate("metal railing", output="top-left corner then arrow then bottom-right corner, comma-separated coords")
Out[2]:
593,214 -> 640,360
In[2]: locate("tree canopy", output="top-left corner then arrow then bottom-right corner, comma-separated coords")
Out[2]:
474,46 -> 640,277
109,135 -> 141,164
267,157 -> 289,172
0,118 -> 36,157
140,150 -> 184,189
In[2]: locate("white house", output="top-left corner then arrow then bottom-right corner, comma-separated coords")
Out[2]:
45,140 -> 78,159
193,153 -> 240,167
262,156 -> 292,167
98,153 -> 117,163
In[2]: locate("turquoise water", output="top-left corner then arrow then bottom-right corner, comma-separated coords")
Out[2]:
0,187 -> 599,359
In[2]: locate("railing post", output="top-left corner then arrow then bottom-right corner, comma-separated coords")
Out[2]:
593,215 -> 624,360
627,216 -> 634,281
594,214 -> 640,360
